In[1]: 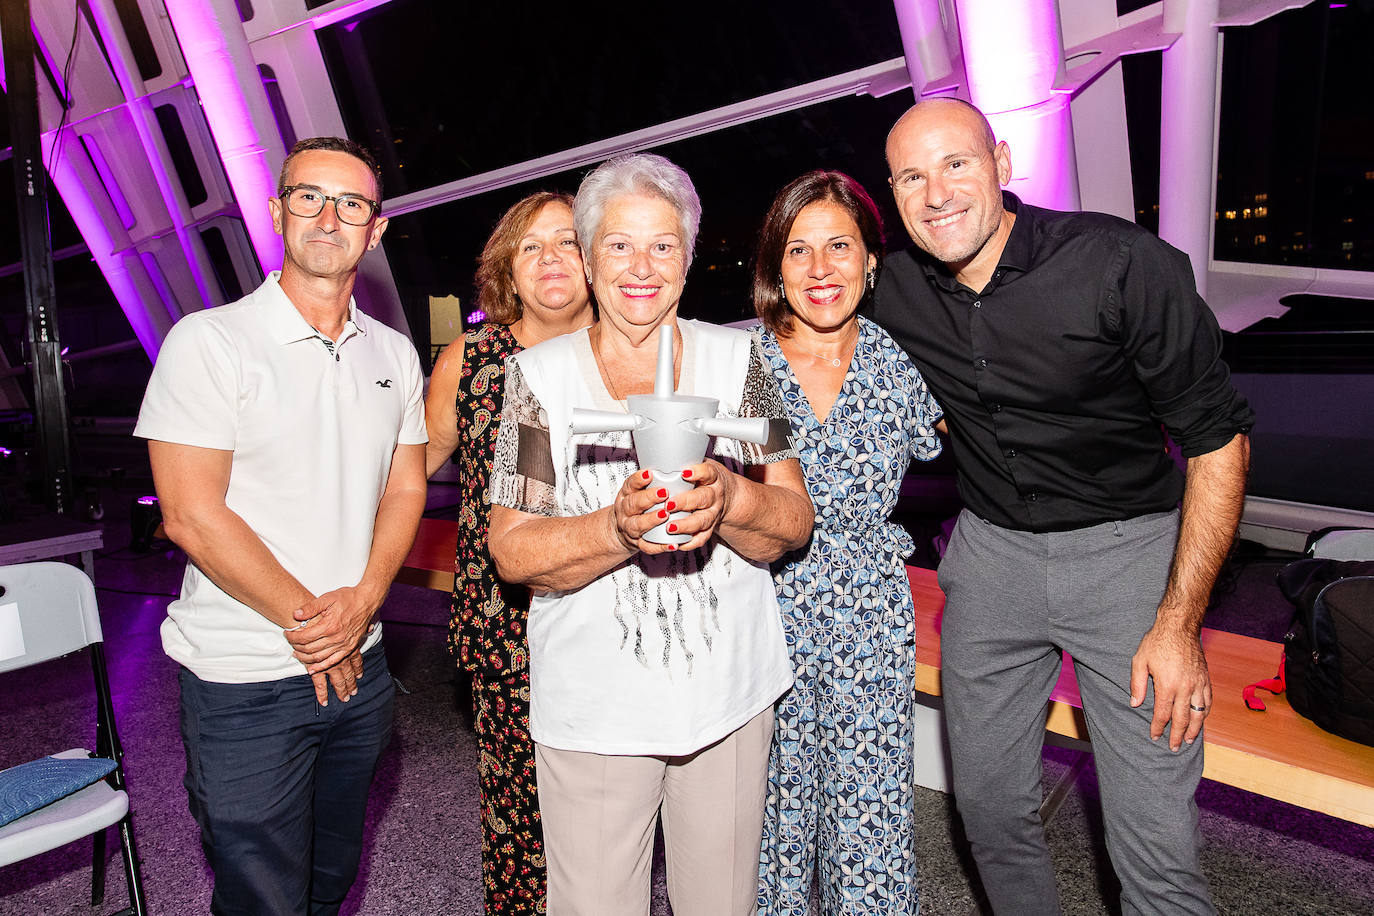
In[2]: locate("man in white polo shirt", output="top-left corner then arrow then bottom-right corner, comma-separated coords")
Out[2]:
135,137 -> 426,915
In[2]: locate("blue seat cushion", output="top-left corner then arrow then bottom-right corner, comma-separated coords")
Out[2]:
0,755 -> 119,827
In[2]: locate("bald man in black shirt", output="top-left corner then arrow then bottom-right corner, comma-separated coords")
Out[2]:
874,98 -> 1252,915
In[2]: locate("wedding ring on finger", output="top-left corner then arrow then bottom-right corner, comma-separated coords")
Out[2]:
1189,703 -> 1208,713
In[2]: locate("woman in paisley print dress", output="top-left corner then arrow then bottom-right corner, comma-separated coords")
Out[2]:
424,191 -> 593,914
751,171 -> 944,916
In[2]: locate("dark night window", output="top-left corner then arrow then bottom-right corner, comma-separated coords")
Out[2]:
111,0 -> 163,82
154,104 -> 209,208
1116,0 -> 1158,15
1215,3 -> 1373,270
259,65 -> 297,153
379,90 -> 914,368
200,226 -> 244,303
315,0 -> 905,198
1121,51 -> 1161,234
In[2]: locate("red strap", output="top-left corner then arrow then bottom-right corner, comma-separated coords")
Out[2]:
1243,655 -> 1286,711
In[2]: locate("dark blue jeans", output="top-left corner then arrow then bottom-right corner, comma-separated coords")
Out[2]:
179,642 -> 395,916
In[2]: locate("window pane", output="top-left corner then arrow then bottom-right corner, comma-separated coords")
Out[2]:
111,0 -> 163,82
1121,51 -> 1161,233
380,91 -> 916,367
0,158 -> 86,264
154,104 -> 209,208
318,0 -> 905,196
1215,4 -> 1374,269
0,254 -> 149,416
1116,0 -> 1156,15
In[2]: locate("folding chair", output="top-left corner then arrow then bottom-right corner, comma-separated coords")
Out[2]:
0,561 -> 147,915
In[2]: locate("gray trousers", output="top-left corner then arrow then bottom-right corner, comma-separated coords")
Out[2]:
938,509 -> 1214,916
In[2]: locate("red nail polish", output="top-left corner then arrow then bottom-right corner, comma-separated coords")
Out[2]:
641,470 -> 652,480
665,501 -> 676,511
657,510 -> 668,519
668,545 -> 677,551
682,469 -> 693,479
668,523 -> 678,533
656,488 -> 668,499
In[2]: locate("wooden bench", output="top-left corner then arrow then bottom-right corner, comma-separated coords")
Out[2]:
395,518 -> 462,592
905,567 -> 1374,828
399,518 -> 1374,828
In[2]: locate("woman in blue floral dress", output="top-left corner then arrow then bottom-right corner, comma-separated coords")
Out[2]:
752,171 -> 943,916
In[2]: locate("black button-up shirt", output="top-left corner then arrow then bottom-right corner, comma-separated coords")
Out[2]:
873,193 -> 1254,532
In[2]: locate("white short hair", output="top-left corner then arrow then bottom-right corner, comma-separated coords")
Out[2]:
574,153 -> 702,269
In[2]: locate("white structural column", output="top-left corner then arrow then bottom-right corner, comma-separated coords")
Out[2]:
1158,0 -> 1221,297
249,24 -> 411,337
84,0 -> 220,317
953,0 -> 1081,210
893,0 -> 954,92
162,0 -> 287,272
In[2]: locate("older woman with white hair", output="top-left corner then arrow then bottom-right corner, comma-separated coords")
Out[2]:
487,153 -> 813,916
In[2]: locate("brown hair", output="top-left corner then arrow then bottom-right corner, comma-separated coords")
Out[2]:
277,136 -> 383,202
475,191 -> 576,325
751,170 -> 884,337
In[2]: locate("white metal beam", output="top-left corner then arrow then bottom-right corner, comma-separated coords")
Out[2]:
382,58 -> 913,218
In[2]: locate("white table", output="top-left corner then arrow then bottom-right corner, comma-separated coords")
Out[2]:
0,517 -> 104,579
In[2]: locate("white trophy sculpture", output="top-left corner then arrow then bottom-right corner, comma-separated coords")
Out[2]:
570,325 -> 770,545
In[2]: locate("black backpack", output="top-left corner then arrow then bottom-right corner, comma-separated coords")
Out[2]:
1274,558 -> 1374,747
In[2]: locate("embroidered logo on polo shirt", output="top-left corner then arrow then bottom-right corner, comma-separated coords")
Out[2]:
375,379 -> 393,388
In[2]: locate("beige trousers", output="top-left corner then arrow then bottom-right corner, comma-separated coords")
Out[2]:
535,707 -> 773,916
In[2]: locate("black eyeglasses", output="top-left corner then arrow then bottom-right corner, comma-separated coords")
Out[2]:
280,185 -> 380,226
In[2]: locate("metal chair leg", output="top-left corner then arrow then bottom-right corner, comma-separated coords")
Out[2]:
118,814 -> 148,916
91,825 -> 107,906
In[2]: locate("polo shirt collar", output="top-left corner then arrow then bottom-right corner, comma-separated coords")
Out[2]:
260,270 -> 367,345
919,191 -> 1033,293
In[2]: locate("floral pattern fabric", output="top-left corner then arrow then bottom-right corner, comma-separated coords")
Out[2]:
452,322 -> 545,914
453,323 -> 528,679
754,317 -> 942,916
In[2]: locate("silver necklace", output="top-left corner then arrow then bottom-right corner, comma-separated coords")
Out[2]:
787,333 -> 855,369
799,348 -> 843,367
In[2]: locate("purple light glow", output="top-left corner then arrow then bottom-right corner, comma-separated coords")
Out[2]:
953,0 -> 1079,211
0,447 -> 12,458
990,100 -> 1080,210
81,0 -> 222,314
466,310 -> 487,325
0,33 -> 171,357
955,0 -> 1063,113
40,132 -> 173,357
137,495 -> 160,506
162,0 -> 284,273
